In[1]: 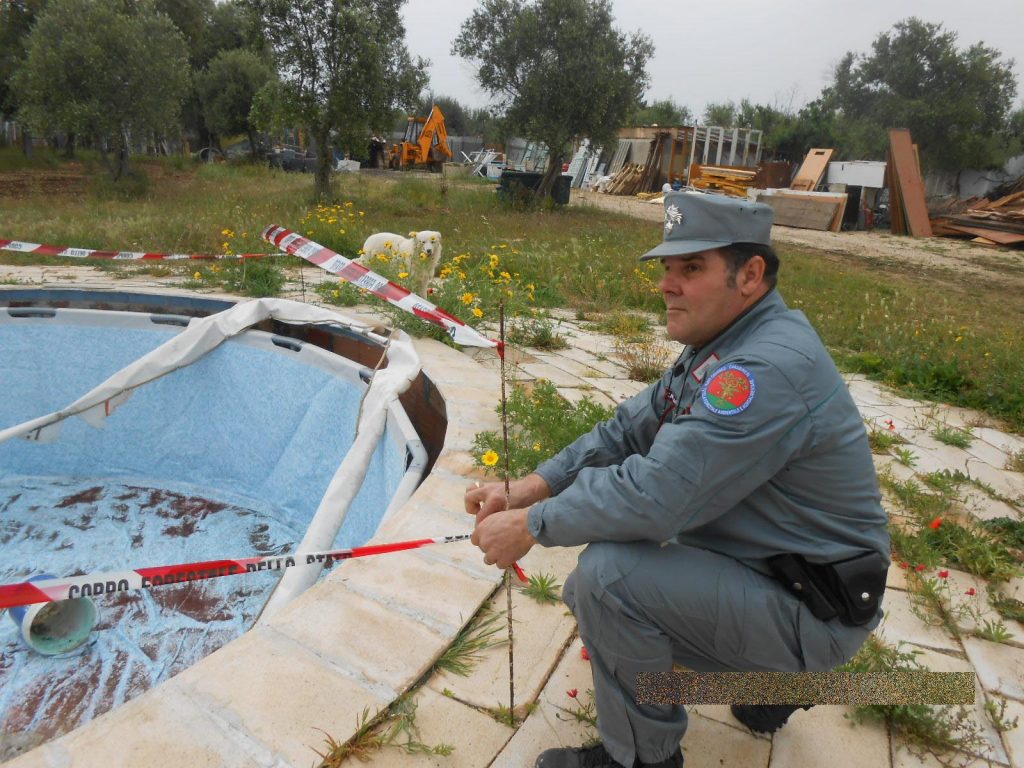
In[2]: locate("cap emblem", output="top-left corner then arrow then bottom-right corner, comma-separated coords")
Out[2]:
664,204 -> 682,234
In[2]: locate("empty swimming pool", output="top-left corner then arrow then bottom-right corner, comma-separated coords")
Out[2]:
0,294 -> 426,747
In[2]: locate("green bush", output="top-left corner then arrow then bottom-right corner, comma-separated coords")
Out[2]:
472,379 -> 615,477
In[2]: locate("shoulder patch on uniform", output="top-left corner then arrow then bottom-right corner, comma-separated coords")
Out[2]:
701,363 -> 756,415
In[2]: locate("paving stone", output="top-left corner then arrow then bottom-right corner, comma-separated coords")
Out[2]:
330,548 -> 493,637
963,637 -> 1024,701
959,486 -> 1022,522
489,636 -> 604,768
519,361 -> 589,388
963,461 -> 1024,505
579,376 -> 648,403
542,345 -> 626,377
174,629 -> 391,768
683,710 -> 771,768
903,647 -> 1011,767
997,697 -> 1024,768
769,704 -> 889,768
973,428 -> 1024,457
963,438 -> 1013,471
426,582 -> 578,712
876,588 -> 960,653
3,683 -> 274,768
891,742 -> 1008,768
531,351 -> 617,379
556,385 -> 618,408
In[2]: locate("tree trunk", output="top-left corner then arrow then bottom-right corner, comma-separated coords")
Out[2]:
113,131 -> 130,180
247,128 -> 260,161
21,128 -> 32,159
314,125 -> 332,201
64,132 -> 76,159
537,152 -> 562,198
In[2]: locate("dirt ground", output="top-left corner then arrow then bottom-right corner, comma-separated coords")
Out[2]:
571,188 -> 1024,294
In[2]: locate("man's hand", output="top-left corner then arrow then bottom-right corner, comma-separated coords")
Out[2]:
471,507 -> 536,569
464,473 -> 552,526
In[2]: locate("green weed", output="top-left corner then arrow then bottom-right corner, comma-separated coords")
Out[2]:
473,379 -> 614,478
521,572 -> 562,605
1005,449 -> 1024,473
433,607 -> 506,677
508,317 -> 569,350
867,425 -> 905,454
932,425 -> 974,449
893,446 -> 918,467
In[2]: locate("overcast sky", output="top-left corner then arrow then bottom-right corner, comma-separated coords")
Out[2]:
401,0 -> 1024,117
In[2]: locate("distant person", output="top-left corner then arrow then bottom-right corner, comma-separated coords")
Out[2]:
466,191 -> 889,768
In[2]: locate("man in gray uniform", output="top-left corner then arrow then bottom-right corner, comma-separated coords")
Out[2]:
465,191 -> 889,768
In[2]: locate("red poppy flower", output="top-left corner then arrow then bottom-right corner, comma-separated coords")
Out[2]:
581,647 -> 590,661
567,688 -> 578,699
885,419 -> 895,431
929,518 -> 942,530
966,587 -> 976,596
938,570 -> 949,579
899,561 -> 910,569
914,563 -> 926,572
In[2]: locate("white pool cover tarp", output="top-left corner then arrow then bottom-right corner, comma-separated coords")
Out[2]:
0,298 -> 422,610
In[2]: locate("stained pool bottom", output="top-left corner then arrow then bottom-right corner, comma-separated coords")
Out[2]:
0,477 -> 309,753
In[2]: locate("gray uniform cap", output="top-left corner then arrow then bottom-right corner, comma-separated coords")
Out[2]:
640,191 -> 774,261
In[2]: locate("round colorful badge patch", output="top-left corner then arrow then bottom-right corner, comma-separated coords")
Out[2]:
701,363 -> 756,416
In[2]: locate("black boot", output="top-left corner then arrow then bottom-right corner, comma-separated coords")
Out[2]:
535,742 -> 683,768
730,704 -> 813,734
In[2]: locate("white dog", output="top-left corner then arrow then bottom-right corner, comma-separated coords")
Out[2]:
360,230 -> 443,296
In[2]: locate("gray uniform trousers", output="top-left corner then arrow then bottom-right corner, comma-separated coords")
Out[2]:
564,540 -> 875,767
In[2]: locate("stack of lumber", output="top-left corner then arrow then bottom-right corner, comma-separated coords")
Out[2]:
886,129 -> 932,237
603,131 -> 670,195
756,189 -> 848,232
930,179 -> 1024,247
689,164 -> 756,197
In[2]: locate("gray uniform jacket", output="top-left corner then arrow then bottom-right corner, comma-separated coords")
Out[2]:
527,290 -> 889,573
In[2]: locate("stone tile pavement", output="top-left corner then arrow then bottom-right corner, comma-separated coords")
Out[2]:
1,268 -> 1022,767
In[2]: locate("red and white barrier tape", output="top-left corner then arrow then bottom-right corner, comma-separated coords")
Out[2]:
261,225 -> 499,350
0,534 -> 525,611
0,238 -> 268,261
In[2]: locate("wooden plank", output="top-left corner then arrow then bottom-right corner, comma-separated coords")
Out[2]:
888,129 -> 932,237
790,148 -> 834,191
757,194 -> 839,230
943,225 -> 1024,245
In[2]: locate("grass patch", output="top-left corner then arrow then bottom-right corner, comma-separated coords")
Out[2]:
1005,449 -> 1024,472
433,606 -> 506,677
3,159 -> 1024,429
587,310 -> 654,341
867,424 -> 906,454
931,424 -> 974,449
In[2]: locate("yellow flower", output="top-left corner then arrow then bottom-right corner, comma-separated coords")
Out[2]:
193,271 -> 202,280
461,292 -> 475,305
533,442 -> 541,451
472,307 -> 483,318
338,228 -> 345,234
222,242 -> 229,249
489,254 -> 500,268
482,450 -> 499,467
955,336 -> 963,342
221,228 -> 231,236
500,271 -> 511,280
398,271 -> 410,279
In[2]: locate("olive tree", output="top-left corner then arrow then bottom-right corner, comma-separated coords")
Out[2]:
249,0 -> 427,199
14,0 -> 190,179
453,0 -> 652,196
197,49 -> 275,158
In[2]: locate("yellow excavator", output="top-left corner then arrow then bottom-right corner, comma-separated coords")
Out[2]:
389,105 -> 452,171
